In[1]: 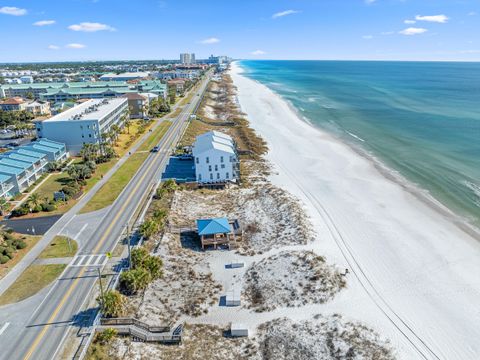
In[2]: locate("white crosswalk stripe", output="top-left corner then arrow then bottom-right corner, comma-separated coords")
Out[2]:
70,254 -> 108,267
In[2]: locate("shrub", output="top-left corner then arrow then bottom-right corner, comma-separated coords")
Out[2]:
95,328 -> 117,344
42,203 -> 56,212
0,255 -> 9,264
32,205 -> 42,213
11,206 -> 29,217
3,247 -> 14,259
14,240 -> 27,249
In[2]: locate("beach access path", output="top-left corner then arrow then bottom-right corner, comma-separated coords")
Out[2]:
228,62 -> 480,360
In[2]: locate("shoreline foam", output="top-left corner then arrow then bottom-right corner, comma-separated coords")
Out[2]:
230,61 -> 480,359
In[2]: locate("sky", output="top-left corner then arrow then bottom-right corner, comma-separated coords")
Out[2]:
0,0 -> 479,62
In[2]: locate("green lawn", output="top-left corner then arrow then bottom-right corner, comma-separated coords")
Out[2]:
35,173 -> 71,202
38,236 -> 78,259
79,121 -> 172,214
0,264 -> 66,305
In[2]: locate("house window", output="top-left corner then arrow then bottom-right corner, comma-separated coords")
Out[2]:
214,165 -> 218,171
220,156 -> 224,163
198,174 -> 202,181
226,172 -> 229,179
206,157 -> 209,164
208,165 -> 212,171
80,125 -> 83,129
217,173 -> 220,179
82,134 -> 84,138
221,164 -> 225,169
196,157 -> 199,164
210,173 -> 213,180
89,134 -> 92,138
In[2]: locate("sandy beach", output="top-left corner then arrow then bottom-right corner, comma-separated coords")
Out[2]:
228,62 -> 480,360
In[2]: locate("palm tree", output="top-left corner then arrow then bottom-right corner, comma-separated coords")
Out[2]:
0,198 -> 10,216
27,193 -> 40,211
67,165 -> 80,184
97,290 -> 126,318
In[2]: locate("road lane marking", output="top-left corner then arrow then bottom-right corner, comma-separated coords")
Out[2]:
21,84 -> 202,360
74,223 -> 89,241
69,255 -> 107,267
0,322 -> 10,336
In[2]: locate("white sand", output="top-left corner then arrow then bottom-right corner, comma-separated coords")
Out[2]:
225,62 -> 480,360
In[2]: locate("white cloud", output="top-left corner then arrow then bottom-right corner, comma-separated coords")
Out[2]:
381,31 -> 394,35
68,22 -> 116,32
0,6 -> 27,16
251,50 -> 266,55
362,35 -> 373,39
33,20 -> 56,26
399,27 -> 428,36
66,43 -> 86,49
468,11 -> 476,16
404,19 -> 416,24
272,10 -> 300,19
415,14 -> 448,23
200,37 -> 220,44
365,0 -> 376,4
48,45 -> 60,50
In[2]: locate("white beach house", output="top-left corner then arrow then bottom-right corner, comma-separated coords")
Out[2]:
192,131 -> 239,184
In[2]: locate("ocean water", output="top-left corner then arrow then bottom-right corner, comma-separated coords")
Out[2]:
239,60 -> 480,227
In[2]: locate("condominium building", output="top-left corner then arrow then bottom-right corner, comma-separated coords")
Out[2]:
99,72 -> 150,81
36,98 -> 128,155
180,53 -> 196,64
0,139 -> 68,199
0,80 -> 167,101
193,131 -> 239,184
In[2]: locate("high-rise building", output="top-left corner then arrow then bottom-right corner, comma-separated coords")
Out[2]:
180,53 -> 196,64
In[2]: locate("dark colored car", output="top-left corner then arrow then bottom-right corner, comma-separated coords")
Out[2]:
151,146 -> 160,152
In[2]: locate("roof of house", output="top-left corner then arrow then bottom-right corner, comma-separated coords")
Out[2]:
193,131 -> 235,155
0,97 -> 25,105
197,217 -> 231,236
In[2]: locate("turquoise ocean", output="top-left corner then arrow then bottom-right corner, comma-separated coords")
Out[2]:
239,60 -> 480,228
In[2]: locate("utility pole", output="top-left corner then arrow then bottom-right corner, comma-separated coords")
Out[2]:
97,267 -> 105,308
126,222 -> 131,268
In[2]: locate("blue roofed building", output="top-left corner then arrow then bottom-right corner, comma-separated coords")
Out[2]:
0,138 -> 68,198
196,217 -> 242,250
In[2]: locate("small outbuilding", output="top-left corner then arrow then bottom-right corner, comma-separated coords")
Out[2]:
196,217 -> 242,250
230,323 -> 249,337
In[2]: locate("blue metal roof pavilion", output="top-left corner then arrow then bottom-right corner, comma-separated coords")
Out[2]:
196,217 -> 231,236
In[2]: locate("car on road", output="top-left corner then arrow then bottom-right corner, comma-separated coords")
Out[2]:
151,146 -> 160,152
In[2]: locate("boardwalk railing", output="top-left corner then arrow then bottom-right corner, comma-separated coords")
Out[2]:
98,319 -> 182,343
100,317 -> 171,333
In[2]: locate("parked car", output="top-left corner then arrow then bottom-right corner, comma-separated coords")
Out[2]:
151,146 -> 160,152
178,154 -> 193,160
